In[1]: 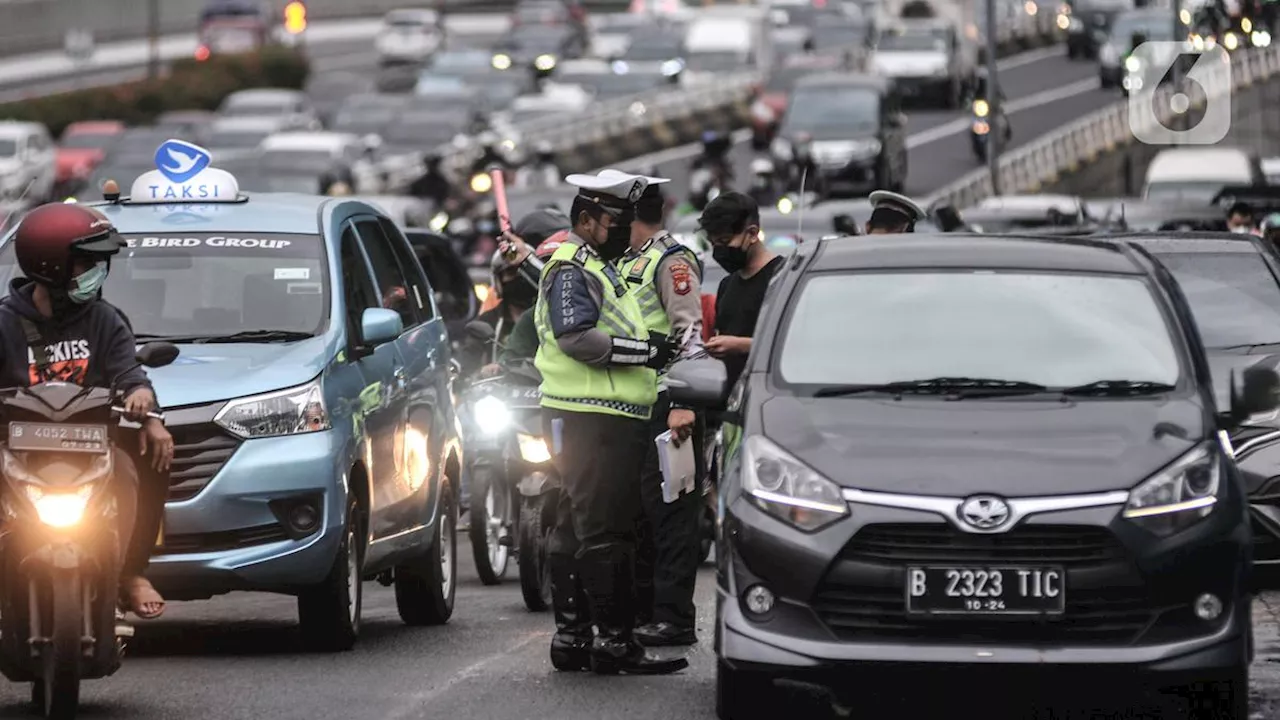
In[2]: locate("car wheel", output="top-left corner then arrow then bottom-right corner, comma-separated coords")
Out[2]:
716,660 -> 773,719
297,494 -> 363,652
395,481 -> 457,625
1184,663 -> 1248,719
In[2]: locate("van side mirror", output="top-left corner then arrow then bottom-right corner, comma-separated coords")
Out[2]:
466,320 -> 496,343
666,357 -> 730,408
1225,366 -> 1280,427
135,342 -> 179,369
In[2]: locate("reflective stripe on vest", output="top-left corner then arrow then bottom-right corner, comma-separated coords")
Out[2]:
533,240 -> 657,419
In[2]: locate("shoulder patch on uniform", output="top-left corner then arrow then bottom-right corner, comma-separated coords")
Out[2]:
669,261 -> 694,296
573,245 -> 591,265
626,255 -> 651,283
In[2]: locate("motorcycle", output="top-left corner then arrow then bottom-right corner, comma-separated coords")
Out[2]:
746,157 -> 779,207
460,322 -> 559,611
0,341 -> 178,719
969,97 -> 1011,162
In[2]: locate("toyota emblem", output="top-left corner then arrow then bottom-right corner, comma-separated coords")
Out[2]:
959,495 -> 1011,530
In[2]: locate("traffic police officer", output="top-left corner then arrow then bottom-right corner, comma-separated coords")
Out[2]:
533,169 -> 688,676
617,173 -> 706,648
865,190 -> 927,234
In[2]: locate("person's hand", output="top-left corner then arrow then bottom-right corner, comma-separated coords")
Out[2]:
668,408 -> 695,447
479,362 -> 502,378
139,418 -> 174,473
705,335 -> 750,358
123,387 -> 157,421
499,231 -> 532,264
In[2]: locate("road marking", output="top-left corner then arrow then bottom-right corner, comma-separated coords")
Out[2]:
613,46 -> 1088,171
383,631 -> 546,720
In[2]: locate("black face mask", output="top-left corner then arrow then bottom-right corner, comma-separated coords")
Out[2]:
597,208 -> 633,263
501,279 -> 537,308
713,244 -> 749,273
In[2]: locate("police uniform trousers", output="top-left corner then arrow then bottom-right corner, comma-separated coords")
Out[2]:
634,391 -> 704,631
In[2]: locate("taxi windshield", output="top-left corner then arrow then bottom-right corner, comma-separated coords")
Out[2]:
0,233 -> 329,340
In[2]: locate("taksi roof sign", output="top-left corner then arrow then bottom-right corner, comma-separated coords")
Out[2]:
129,139 -> 240,204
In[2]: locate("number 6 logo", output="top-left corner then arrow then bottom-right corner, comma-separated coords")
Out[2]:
1128,41 -> 1232,145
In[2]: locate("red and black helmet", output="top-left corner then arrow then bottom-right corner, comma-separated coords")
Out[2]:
13,203 -> 123,286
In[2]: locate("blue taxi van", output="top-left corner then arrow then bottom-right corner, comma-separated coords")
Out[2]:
0,140 -> 464,651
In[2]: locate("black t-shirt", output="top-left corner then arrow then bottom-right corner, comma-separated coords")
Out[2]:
714,255 -> 785,388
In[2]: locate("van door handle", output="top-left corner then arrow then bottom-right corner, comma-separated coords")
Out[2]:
393,367 -> 407,390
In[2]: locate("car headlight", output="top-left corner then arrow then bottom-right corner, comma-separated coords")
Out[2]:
660,58 -> 685,76
1123,444 -> 1220,537
517,433 -> 551,463
534,54 -> 556,71
1124,55 -> 1141,72
214,380 -> 331,439
742,436 -> 848,532
492,53 -> 512,69
769,136 -> 792,160
473,395 -> 511,434
1224,32 -> 1239,49
25,484 -> 94,528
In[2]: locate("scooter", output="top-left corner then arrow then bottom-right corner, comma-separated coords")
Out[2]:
460,322 -> 559,611
0,342 -> 178,719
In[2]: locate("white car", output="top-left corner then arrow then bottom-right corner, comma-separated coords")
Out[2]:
376,8 -> 442,66
0,122 -> 55,205
258,132 -> 384,194
217,88 -> 321,129
205,116 -> 305,162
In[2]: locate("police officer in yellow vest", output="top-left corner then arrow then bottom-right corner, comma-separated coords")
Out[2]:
533,169 -> 687,676
617,174 -> 706,649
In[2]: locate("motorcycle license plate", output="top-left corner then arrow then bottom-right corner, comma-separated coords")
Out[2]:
8,422 -> 109,453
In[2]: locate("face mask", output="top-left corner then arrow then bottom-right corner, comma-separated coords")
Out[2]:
1230,225 -> 1252,234
713,244 -> 749,273
501,279 -> 537,308
67,261 -> 107,304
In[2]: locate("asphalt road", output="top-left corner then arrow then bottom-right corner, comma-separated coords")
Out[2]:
622,46 -> 1124,203
0,546 -> 1274,719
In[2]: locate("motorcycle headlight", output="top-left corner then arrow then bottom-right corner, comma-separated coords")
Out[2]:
214,380 -> 331,439
429,211 -> 449,232
517,433 -> 551,463
492,53 -> 512,69
470,173 -> 493,193
973,99 -> 990,117
534,54 -> 557,71
769,136 -> 792,160
25,484 -> 94,528
1225,32 -> 1239,49
1242,17 -> 1253,33
742,435 -> 848,532
473,395 -> 511,434
1123,444 -> 1220,537
1124,55 -> 1142,72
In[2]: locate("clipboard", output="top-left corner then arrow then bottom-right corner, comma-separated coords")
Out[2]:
655,430 -> 697,504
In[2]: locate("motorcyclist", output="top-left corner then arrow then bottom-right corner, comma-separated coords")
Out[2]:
747,157 -> 778,206
0,202 -> 175,620
1262,213 -> 1280,248
691,130 -> 733,179
514,141 -> 562,189
970,69 -> 1010,140
472,131 -> 510,174
409,151 -> 454,207
497,234 -> 567,366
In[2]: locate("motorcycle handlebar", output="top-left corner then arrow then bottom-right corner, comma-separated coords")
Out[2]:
110,406 -> 166,421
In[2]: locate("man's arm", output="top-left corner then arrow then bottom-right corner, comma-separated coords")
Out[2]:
543,265 -> 651,368
498,311 -> 539,364
103,307 -> 152,397
653,252 -> 705,357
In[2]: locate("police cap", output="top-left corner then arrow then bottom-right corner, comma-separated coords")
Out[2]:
565,169 -> 665,211
869,190 -> 927,225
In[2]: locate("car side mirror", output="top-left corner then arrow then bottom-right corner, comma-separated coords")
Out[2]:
666,357 -> 730,408
1225,366 -> 1280,427
135,341 -> 179,368
466,319 -> 496,343
361,307 -> 403,346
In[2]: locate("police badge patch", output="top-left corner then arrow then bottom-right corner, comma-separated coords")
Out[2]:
627,179 -> 644,202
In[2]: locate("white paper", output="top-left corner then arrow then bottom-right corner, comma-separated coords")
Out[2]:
274,267 -> 310,280
655,430 -> 697,504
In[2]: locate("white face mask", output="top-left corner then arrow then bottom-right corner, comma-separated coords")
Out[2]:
1230,225 -> 1252,234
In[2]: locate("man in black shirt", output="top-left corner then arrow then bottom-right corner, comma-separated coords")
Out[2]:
697,192 -> 785,387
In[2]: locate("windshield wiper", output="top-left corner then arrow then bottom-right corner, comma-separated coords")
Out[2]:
1059,380 -> 1175,397
195,330 -> 315,344
813,377 -> 1049,398
1215,342 -> 1280,352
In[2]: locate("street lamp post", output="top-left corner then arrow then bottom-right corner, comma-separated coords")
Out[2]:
985,0 -> 1003,195
147,0 -> 160,80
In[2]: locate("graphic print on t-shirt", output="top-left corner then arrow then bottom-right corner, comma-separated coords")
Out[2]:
27,339 -> 91,385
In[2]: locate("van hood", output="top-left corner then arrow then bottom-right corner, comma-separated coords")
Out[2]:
144,337 -> 333,408
760,395 -> 1204,496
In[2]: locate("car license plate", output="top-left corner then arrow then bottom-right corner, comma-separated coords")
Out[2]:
8,422 -> 109,454
905,566 -> 1065,615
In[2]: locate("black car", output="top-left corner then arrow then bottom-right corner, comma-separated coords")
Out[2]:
667,233 -> 1270,718
1114,233 -> 1280,586
771,73 -> 908,197
1066,0 -> 1135,59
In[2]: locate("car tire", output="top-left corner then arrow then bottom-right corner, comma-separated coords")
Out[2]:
297,494 -> 363,652
394,481 -> 457,626
716,660 -> 772,720
1184,664 -> 1248,719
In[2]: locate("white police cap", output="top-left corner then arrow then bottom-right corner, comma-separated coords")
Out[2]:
565,169 -> 653,207
869,190 -> 927,222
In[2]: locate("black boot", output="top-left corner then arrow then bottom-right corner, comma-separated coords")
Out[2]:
549,555 -> 592,671
579,544 -> 689,676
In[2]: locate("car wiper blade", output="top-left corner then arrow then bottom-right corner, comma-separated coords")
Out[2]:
813,377 -> 1049,398
1215,342 -> 1280,352
193,330 -> 315,344
1059,380 -> 1175,396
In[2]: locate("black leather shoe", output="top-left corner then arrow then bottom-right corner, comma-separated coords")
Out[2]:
590,635 -> 689,675
635,621 -> 697,647
550,632 -> 593,672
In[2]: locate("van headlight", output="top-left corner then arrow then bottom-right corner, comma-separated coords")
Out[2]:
215,380 -> 331,439
473,395 -> 511,434
517,433 -> 551,463
742,436 -> 848,532
1123,444 -> 1219,537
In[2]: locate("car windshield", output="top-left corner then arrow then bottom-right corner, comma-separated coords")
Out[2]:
813,23 -> 866,48
431,52 -> 491,72
222,99 -> 292,116
333,108 -> 397,134
782,86 -> 880,131
624,36 -> 683,60
207,129 -> 269,148
765,64 -> 834,92
260,149 -> 335,172
1144,181 -> 1226,204
0,233 -> 329,339
61,132 -> 117,150
415,74 -> 467,93
685,52 -> 744,72
1150,251 -> 1280,348
0,139 -> 16,156
777,271 -> 1181,388
385,117 -> 465,145
877,32 -> 945,52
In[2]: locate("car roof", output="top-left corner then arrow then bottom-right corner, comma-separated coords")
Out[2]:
794,71 -> 888,90
260,132 -> 356,150
89,193 -> 350,235
225,88 -> 303,102
974,194 -> 1082,211
64,121 -> 124,134
0,121 -> 47,136
210,115 -> 291,130
1102,232 -> 1267,254
808,234 -> 1146,274
1147,147 -> 1254,180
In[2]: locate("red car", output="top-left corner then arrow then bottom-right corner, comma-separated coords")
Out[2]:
56,120 -> 124,189
751,53 -> 847,150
